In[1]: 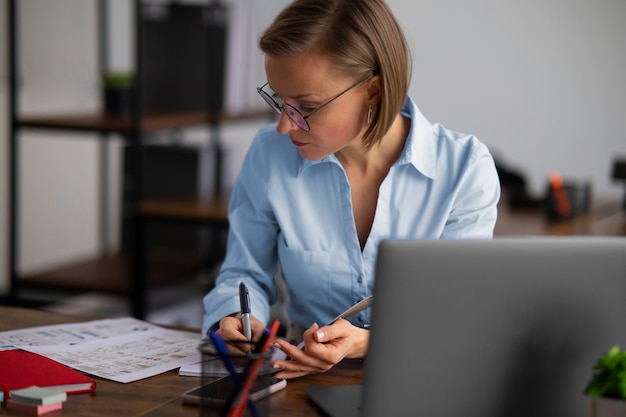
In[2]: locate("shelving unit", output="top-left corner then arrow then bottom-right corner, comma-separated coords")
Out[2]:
7,0 -> 271,318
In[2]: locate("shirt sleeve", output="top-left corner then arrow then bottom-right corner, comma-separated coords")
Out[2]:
201,132 -> 280,334
441,140 -> 501,239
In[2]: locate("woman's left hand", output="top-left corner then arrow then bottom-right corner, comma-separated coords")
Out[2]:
271,319 -> 369,379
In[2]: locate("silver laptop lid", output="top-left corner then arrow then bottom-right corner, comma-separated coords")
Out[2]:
361,237 -> 626,417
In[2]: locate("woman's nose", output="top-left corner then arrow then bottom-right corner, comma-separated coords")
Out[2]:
275,110 -> 299,135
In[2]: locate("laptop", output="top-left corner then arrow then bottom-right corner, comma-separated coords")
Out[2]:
306,237 -> 626,417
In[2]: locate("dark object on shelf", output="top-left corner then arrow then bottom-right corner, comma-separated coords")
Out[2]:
494,158 -> 544,208
140,2 -> 228,113
104,86 -> 134,117
611,158 -> 626,209
121,144 -> 221,253
103,72 -> 135,116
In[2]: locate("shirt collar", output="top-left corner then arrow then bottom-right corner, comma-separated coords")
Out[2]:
397,96 -> 437,180
297,96 -> 437,179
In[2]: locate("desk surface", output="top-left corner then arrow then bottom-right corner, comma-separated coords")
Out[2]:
0,306 -> 363,417
494,199 -> 625,236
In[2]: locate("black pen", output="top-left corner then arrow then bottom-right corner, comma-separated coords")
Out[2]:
239,282 -> 252,342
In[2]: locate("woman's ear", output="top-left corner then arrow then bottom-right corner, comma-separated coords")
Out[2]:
366,74 -> 382,105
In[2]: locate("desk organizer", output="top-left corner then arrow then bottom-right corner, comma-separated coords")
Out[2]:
545,179 -> 592,220
199,341 -> 274,417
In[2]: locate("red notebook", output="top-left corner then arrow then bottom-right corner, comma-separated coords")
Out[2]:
0,349 -> 96,399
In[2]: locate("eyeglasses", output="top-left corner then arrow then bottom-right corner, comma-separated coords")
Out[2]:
257,78 -> 368,132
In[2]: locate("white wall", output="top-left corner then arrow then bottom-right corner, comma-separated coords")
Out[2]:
396,0 -> 626,197
1,0 -> 626,296
10,0 -> 102,279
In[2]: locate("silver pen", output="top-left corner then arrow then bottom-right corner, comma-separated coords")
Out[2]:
328,295 -> 373,325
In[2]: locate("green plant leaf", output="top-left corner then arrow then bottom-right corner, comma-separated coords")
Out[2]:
585,346 -> 626,400
102,72 -> 135,89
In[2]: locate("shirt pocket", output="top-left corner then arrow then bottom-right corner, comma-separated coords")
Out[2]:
277,237 -> 331,304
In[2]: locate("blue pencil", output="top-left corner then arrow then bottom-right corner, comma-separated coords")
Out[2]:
209,332 -> 260,417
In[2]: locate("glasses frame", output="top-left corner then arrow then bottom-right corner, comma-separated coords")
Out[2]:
257,77 -> 369,132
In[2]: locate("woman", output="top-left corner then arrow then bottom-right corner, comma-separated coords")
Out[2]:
203,0 -> 500,379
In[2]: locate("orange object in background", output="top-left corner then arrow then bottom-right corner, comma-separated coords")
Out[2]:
549,171 -> 572,218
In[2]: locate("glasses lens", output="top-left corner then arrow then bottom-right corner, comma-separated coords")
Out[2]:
257,83 -> 311,132
283,104 -> 310,132
258,88 -> 281,114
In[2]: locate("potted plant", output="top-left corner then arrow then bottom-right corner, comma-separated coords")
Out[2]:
586,345 -> 626,417
102,71 -> 135,117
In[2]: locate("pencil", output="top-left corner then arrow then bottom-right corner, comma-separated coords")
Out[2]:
228,320 -> 280,417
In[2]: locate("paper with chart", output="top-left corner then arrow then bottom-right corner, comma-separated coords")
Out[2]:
0,317 -> 161,350
0,317 -> 202,383
22,327 -> 201,383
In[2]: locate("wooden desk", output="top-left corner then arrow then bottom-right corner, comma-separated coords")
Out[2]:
0,306 -> 362,417
494,199 -> 625,236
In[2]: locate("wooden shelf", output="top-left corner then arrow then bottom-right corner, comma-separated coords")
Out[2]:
18,251 -> 208,294
17,192 -> 233,297
137,192 -> 230,223
17,108 -> 273,134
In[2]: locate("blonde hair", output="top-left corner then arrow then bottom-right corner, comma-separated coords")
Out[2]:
259,0 -> 411,150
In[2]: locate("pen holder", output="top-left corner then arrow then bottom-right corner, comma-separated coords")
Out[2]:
545,179 -> 592,220
199,341 -> 275,417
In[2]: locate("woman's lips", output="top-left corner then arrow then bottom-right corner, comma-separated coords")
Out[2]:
291,139 -> 307,147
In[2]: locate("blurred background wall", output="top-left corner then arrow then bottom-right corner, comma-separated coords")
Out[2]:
1,0 -> 625,296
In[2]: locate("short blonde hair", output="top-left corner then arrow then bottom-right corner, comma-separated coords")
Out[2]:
259,0 -> 411,150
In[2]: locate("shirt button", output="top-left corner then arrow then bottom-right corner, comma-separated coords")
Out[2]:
357,276 -> 363,283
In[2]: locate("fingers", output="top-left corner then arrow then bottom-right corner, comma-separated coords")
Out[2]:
250,316 -> 267,340
312,319 -> 350,343
305,320 -> 368,362
216,315 -> 267,354
216,317 -> 247,354
271,339 -> 334,379
271,327 -> 346,379
305,320 -> 352,363
316,320 -> 370,360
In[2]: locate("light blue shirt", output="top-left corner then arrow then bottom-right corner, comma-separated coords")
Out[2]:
202,96 -> 500,333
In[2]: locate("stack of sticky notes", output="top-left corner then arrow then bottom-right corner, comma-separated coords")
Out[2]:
6,386 -> 67,415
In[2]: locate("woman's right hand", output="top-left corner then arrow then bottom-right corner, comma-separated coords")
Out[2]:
216,314 -> 266,355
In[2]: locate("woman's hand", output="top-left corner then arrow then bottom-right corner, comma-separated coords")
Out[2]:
271,319 -> 369,379
216,314 -> 266,355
